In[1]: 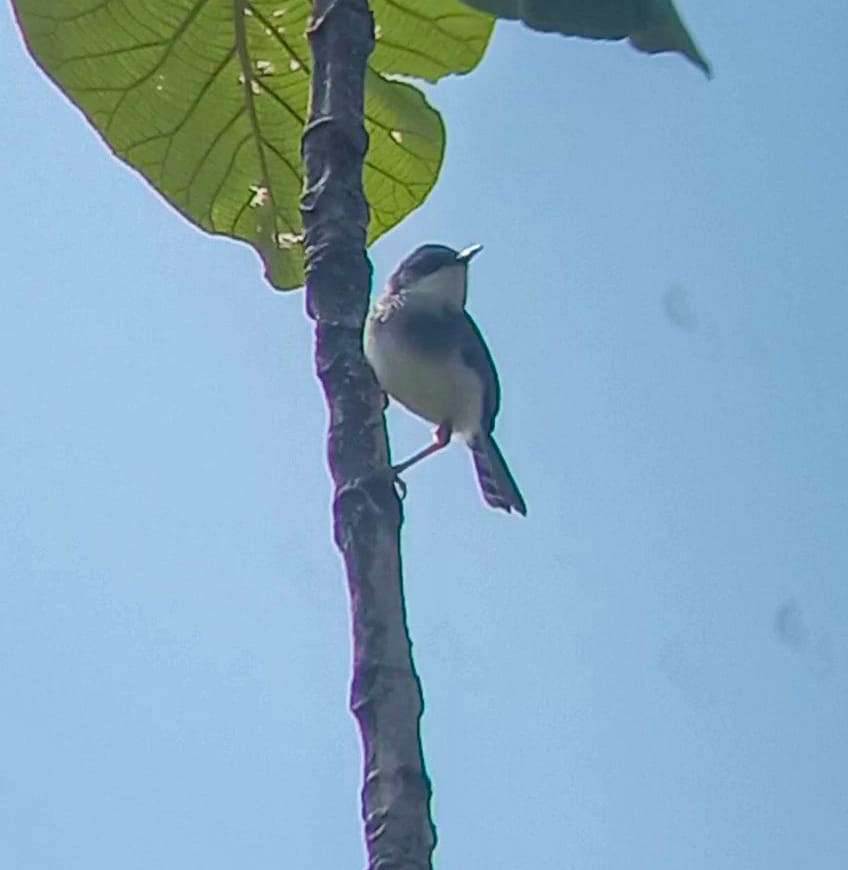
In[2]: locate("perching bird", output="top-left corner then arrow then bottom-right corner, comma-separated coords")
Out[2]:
364,243 -> 527,516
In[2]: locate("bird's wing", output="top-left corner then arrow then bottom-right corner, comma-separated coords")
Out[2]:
459,312 -> 501,432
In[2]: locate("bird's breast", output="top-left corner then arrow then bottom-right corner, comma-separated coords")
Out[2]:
364,310 -> 483,437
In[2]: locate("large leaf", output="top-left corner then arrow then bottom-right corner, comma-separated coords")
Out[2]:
461,0 -> 710,76
12,0 -> 494,289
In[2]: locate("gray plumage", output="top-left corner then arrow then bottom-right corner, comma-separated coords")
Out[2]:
364,244 -> 526,516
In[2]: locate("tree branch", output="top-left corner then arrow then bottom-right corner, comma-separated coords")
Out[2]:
300,2 -> 436,867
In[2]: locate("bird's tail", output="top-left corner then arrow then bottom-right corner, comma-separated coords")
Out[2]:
469,433 -> 527,516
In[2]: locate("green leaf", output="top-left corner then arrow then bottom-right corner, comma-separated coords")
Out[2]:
372,0 -> 494,83
12,0 -> 494,290
460,0 -> 711,77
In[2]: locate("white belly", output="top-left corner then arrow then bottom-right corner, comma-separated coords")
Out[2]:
364,323 -> 482,437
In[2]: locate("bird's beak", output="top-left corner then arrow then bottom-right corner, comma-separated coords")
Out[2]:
456,243 -> 483,263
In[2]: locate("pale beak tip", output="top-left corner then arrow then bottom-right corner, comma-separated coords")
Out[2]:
456,243 -> 483,263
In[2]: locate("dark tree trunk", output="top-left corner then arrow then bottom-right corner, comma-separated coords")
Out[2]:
300,2 -> 437,867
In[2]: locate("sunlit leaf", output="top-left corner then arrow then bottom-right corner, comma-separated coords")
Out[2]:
12,0 -> 494,290
372,0 -> 493,82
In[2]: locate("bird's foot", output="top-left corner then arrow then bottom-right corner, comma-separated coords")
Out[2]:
392,472 -> 408,501
391,424 -> 452,476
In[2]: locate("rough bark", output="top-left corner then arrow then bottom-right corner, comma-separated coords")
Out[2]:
300,2 -> 436,867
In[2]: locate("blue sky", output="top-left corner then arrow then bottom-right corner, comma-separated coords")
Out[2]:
2,2 -> 847,868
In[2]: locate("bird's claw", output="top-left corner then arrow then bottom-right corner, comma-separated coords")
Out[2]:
391,470 -> 408,501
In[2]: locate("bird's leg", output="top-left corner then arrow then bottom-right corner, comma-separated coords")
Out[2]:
392,424 -> 451,475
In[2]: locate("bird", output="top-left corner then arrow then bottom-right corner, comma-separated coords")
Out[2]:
363,243 -> 527,516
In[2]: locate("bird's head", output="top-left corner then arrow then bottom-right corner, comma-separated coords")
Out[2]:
387,243 -> 483,309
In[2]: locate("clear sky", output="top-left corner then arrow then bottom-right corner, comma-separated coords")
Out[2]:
2,2 -> 846,868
